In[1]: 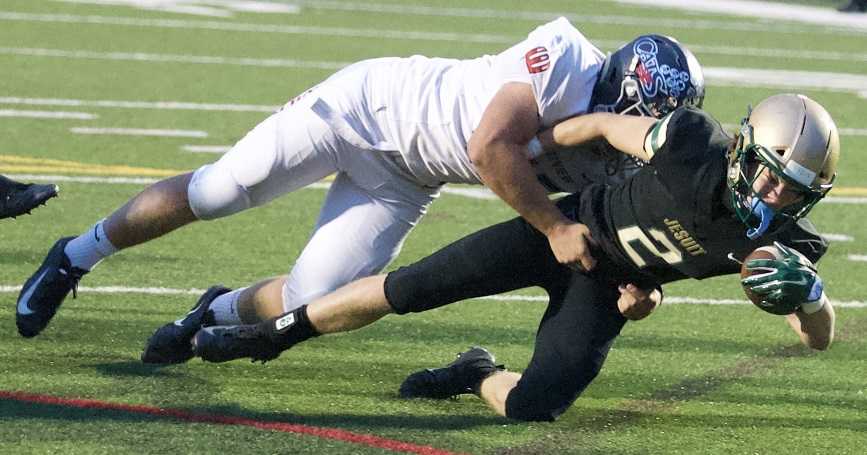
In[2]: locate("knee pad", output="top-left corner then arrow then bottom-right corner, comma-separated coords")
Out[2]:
504,352 -> 605,422
187,165 -> 252,220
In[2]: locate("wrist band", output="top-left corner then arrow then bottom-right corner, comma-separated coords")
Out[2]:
800,292 -> 827,315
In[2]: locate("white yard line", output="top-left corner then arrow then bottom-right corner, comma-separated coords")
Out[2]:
70,127 -> 208,138
50,0 -> 866,35
56,0 -> 301,18
440,187 -> 498,200
181,144 -> 232,153
0,47 -> 346,70
8,174 -> 160,185
6,173 -> 332,188
0,11 -> 513,44
839,129 -> 867,137
628,42 -> 867,64
4,46 -> 867,96
1,284 -> 864,308
4,44 -> 866,69
824,197 -> 867,204
724,124 -> 867,137
703,67 -> 867,94
615,0 -> 867,32
0,109 -> 96,119
299,1 -> 864,35
2,97 -> 866,138
0,9 -> 860,42
7,174 -> 867,206
0,96 -> 276,112
477,294 -> 867,308
822,233 -> 854,242
849,254 -> 867,262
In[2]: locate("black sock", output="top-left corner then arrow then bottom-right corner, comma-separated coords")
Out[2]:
259,305 -> 320,350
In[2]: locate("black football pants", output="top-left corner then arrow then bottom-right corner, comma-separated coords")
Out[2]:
384,214 -> 627,421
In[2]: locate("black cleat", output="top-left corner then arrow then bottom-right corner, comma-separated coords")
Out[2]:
839,0 -> 867,12
399,347 -> 503,399
192,324 -> 282,364
16,237 -> 87,338
0,175 -> 58,220
141,285 -> 231,364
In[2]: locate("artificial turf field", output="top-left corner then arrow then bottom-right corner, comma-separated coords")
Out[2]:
1,0 -> 866,453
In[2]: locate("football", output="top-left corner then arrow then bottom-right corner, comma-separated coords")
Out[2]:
740,246 -> 788,313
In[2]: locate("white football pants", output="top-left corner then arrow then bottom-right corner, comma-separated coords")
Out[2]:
189,74 -> 439,312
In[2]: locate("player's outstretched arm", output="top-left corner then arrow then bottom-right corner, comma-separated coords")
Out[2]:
785,295 -> 835,351
538,112 -> 657,162
468,82 -> 596,271
742,242 -> 835,350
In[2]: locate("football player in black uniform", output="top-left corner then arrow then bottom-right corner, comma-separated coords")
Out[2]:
169,94 -> 839,422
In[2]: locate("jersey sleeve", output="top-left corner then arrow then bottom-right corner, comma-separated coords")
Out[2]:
492,17 -> 605,128
771,218 -> 829,264
644,107 -> 716,162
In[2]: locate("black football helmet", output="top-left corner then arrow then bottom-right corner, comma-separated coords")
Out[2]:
590,35 -> 705,118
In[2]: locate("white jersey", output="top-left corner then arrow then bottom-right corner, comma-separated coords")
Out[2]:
311,17 -> 606,188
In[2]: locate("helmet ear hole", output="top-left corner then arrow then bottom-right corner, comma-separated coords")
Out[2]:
774,148 -> 786,157
623,79 -> 639,97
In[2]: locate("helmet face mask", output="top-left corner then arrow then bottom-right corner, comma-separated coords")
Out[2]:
591,35 -> 705,119
727,95 -> 839,238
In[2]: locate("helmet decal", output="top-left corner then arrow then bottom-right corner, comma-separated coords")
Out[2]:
633,38 -> 660,97
633,37 -> 692,100
590,34 -> 705,119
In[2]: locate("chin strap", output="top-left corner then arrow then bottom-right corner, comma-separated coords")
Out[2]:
746,198 -> 775,240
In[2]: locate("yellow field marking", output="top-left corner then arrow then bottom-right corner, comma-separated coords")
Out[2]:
833,187 -> 867,196
0,154 -> 337,181
0,155 -> 184,177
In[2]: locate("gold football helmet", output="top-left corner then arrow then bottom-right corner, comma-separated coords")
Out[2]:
727,94 -> 840,237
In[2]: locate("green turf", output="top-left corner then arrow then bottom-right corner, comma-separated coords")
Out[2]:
1,1 -> 866,453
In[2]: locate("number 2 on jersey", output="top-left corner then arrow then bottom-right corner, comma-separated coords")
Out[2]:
617,226 -> 683,267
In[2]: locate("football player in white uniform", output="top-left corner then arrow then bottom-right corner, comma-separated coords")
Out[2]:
15,19 -> 704,360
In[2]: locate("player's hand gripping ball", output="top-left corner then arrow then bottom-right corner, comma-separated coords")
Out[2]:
740,242 -> 824,315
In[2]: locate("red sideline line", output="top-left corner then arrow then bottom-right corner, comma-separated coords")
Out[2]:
1,390 -> 464,455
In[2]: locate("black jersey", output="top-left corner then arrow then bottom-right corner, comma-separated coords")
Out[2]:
567,107 -> 827,285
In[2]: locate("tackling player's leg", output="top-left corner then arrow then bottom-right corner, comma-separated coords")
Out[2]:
192,275 -> 392,362
16,174 -> 197,338
142,278 -> 285,365
141,285 -> 231,364
16,101 -> 340,338
187,212 -> 548,362
15,237 -> 85,338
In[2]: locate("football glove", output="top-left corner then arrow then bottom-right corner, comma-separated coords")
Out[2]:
741,241 -> 824,315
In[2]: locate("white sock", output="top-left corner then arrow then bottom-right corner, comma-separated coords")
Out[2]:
64,220 -> 118,271
209,288 -> 244,325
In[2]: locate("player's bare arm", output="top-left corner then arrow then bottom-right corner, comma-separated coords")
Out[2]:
469,82 -> 596,271
538,112 -> 657,162
786,297 -> 835,350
